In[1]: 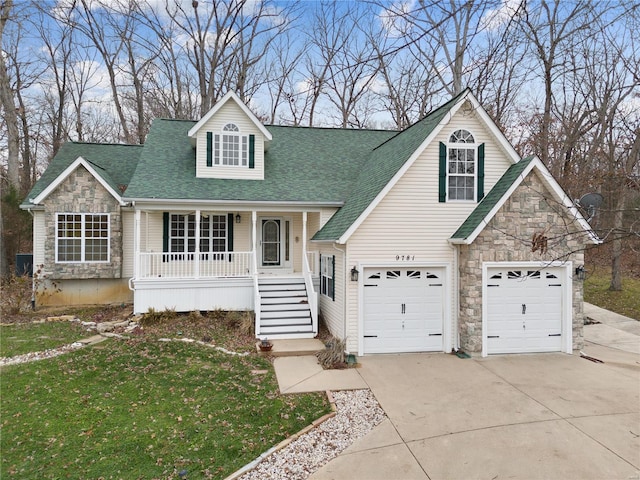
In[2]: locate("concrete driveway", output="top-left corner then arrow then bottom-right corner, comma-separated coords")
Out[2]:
311,346 -> 640,479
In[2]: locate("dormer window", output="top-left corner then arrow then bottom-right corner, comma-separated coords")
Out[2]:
448,130 -> 476,201
206,123 -> 255,168
439,129 -> 485,203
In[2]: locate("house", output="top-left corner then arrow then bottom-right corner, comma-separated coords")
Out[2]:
21,89 -> 600,356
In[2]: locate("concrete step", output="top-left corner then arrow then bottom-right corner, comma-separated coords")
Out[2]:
256,338 -> 325,356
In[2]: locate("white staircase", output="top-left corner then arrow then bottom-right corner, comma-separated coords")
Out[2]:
257,277 -> 315,338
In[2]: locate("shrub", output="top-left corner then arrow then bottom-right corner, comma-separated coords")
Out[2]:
138,307 -> 177,326
0,273 -> 32,316
316,337 -> 346,369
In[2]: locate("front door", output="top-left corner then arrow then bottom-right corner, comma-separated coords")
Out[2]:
259,217 -> 292,270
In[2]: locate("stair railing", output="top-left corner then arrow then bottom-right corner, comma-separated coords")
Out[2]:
302,254 -> 318,335
252,250 -> 261,338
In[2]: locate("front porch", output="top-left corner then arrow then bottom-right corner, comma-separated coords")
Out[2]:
129,209 -> 322,339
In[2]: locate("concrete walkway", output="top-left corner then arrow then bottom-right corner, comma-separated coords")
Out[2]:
584,302 -> 640,354
296,304 -> 640,480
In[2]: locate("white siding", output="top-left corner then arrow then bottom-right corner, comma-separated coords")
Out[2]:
344,109 -> 515,354
122,211 -> 134,277
133,278 -> 253,314
147,212 -> 163,252
33,210 -> 45,267
195,101 -> 265,180
317,245 -> 345,340
142,210 -> 252,254
320,207 -> 339,228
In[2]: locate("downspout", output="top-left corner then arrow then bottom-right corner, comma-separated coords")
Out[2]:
27,208 -> 36,310
129,202 -> 139,293
332,242 -> 348,348
449,242 -> 460,352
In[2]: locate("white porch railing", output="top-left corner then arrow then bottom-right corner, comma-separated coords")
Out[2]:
252,247 -> 261,338
138,252 -> 253,279
303,251 -> 319,335
306,251 -> 319,276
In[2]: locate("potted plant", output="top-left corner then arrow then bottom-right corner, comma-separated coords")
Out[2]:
258,338 -> 273,352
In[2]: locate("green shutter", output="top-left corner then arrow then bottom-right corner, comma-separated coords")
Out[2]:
439,142 -> 447,203
477,143 -> 485,201
227,213 -> 234,261
248,134 -> 255,169
331,255 -> 335,301
206,132 -> 213,167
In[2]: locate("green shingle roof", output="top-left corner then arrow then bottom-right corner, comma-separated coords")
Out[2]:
124,119 -> 395,202
25,89 -> 473,243
450,155 -> 535,241
22,142 -> 143,207
312,89 -> 468,241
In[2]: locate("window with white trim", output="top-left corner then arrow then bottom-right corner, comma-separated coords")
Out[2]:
169,213 -> 227,257
448,129 -> 476,201
214,123 -> 248,166
320,255 -> 335,300
56,213 -> 109,263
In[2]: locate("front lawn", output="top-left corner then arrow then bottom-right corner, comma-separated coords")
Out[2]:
1,329 -> 330,479
0,321 -> 89,358
585,269 -> 640,320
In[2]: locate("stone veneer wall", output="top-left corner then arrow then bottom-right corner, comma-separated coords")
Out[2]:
458,171 -> 588,353
43,165 -> 123,280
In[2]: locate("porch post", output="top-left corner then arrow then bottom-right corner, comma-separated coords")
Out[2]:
302,211 -> 307,267
252,211 -> 257,274
194,210 -> 200,278
134,208 -> 141,279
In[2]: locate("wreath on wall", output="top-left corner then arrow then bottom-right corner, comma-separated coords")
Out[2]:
531,231 -> 548,254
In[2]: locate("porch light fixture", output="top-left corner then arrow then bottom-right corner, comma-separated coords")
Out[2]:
235,213 -> 241,224
575,265 -> 586,281
350,266 -> 359,282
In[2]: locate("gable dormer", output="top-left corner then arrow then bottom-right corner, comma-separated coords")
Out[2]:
189,91 -> 272,180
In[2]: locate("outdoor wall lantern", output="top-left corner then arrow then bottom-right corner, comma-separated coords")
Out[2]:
235,213 -> 241,224
575,265 -> 586,281
350,266 -> 359,282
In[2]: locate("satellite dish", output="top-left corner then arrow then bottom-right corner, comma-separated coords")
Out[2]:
578,193 -> 604,222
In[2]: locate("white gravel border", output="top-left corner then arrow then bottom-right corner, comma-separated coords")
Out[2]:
230,389 -> 386,480
0,342 -> 85,366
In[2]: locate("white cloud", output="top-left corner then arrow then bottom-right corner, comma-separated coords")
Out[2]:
357,74 -> 386,94
378,0 -> 417,38
295,78 -> 314,95
480,0 -> 521,31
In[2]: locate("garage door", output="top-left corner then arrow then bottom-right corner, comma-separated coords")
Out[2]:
486,267 -> 563,354
363,267 -> 444,354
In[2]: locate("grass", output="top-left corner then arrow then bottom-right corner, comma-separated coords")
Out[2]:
585,269 -> 640,320
0,321 -> 89,358
1,318 -> 331,479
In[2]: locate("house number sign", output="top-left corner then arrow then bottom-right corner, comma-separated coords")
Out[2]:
395,255 -> 416,261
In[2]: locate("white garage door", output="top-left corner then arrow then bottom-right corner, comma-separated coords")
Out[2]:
363,267 -> 444,354
486,267 -> 563,354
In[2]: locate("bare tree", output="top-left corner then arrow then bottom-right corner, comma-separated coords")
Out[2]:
1,0 -> 19,190
513,0 -> 598,166
322,3 -> 381,128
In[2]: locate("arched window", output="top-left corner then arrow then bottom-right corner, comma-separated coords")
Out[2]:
218,123 -> 246,166
209,123 -> 249,167
447,129 -> 477,201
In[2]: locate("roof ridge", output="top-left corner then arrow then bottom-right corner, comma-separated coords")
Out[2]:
155,117 -> 197,123
68,141 -> 143,147
265,124 -> 396,133
372,88 -> 470,152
